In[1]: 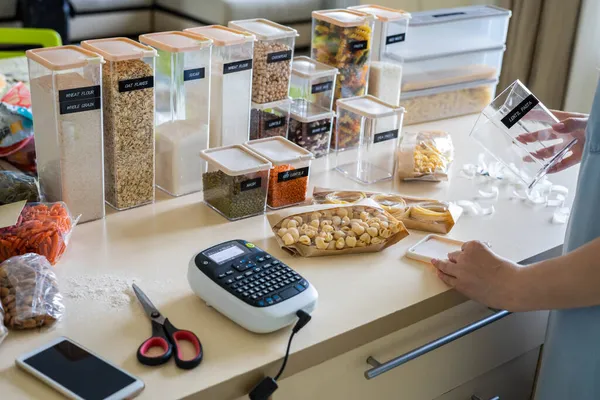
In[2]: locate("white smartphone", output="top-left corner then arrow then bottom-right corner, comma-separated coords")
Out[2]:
15,336 -> 145,400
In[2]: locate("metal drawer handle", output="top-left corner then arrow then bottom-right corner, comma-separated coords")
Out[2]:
364,310 -> 511,380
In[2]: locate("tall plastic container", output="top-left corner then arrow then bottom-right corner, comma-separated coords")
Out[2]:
185,25 -> 254,148
26,45 -> 105,223
290,56 -> 338,112
228,18 -> 297,104
335,95 -> 405,184
81,38 -> 157,211
139,31 -> 212,197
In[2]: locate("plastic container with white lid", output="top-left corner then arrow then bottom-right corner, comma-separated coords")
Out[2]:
470,80 -> 573,189
400,5 -> 511,59
26,45 -> 105,223
335,95 -> 405,184
139,31 -> 212,197
201,144 -> 272,220
288,99 -> 334,158
400,79 -> 497,126
311,9 -> 375,117
81,37 -> 157,211
184,25 -> 254,148
228,18 -> 297,104
244,136 -> 314,209
250,97 -> 292,140
290,56 -> 338,111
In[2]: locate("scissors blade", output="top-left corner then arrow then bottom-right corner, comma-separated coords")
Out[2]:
132,284 -> 161,320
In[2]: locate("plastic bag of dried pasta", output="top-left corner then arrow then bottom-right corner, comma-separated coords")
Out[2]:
395,130 -> 453,182
0,253 -> 64,330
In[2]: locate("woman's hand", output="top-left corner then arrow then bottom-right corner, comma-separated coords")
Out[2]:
431,241 -> 526,311
517,110 -> 588,173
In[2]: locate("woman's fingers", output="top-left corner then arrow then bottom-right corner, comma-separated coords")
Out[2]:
548,153 -> 580,173
553,117 -> 588,133
530,144 -> 562,160
550,110 -> 589,120
447,251 -> 462,263
432,258 -> 458,277
436,270 -> 457,287
516,128 -> 558,144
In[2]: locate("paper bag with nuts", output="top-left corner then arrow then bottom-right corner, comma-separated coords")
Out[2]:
0,253 -> 64,330
395,130 -> 454,182
267,199 -> 409,257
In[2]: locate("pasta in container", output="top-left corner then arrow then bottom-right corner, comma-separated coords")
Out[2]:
395,130 -> 454,182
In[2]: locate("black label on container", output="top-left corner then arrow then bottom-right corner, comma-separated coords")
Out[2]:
433,11 -> 466,18
311,81 -> 334,94
118,76 -> 154,92
223,59 -> 253,74
267,50 -> 292,63
349,40 -> 368,52
58,85 -> 100,102
183,67 -> 205,81
277,167 -> 309,182
59,97 -> 101,115
501,94 -> 539,129
240,177 -> 262,191
373,129 -> 399,144
385,33 -> 406,45
265,117 -> 286,130
309,122 -> 331,135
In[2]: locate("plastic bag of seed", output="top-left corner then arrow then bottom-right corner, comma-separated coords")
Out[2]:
0,253 -> 64,330
0,170 -> 42,205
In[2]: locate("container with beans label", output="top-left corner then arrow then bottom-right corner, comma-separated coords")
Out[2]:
288,102 -> 334,158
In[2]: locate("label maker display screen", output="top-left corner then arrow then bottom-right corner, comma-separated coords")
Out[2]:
206,244 -> 246,265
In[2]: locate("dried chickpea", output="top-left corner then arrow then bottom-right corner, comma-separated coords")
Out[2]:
277,228 -> 288,238
282,233 -> 295,245
346,236 -> 357,247
335,238 -> 345,249
315,237 -> 328,249
299,235 -> 311,246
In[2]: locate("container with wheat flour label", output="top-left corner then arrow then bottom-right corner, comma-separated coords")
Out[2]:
290,56 -> 338,112
185,25 -> 254,148
140,31 -> 213,197
81,38 -> 157,211
26,45 -> 105,223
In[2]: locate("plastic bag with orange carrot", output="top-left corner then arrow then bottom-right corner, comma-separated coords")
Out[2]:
0,202 -> 77,265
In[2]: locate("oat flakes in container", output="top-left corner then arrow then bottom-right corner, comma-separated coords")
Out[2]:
228,19 -> 297,104
290,56 -> 338,111
250,97 -> 291,140
139,31 -> 212,197
26,46 -> 105,223
81,38 -> 157,211
245,136 -> 314,209
185,26 -> 254,148
200,145 -> 271,220
288,99 -> 334,158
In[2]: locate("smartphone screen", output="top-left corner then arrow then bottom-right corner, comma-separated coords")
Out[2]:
21,339 -> 136,400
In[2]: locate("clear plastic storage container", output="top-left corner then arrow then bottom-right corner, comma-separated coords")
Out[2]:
81,38 -> 157,211
368,60 -> 403,107
200,144 -> 271,220
245,136 -> 314,209
401,79 -> 497,125
250,97 -> 291,140
288,99 -> 334,158
228,18 -> 297,104
399,5 -> 511,59
311,9 -> 375,116
470,80 -> 573,189
185,25 -> 254,148
290,56 -> 338,111
26,46 -> 105,223
335,95 -> 405,184
139,31 -> 212,197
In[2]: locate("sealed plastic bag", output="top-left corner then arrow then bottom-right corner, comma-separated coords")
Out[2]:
0,253 -> 63,329
0,170 -> 41,205
0,301 -> 7,344
395,130 -> 454,182
0,202 -> 76,264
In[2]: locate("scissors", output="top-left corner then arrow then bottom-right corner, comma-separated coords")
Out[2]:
133,284 -> 203,370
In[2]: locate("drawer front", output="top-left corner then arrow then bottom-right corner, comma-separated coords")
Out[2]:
275,302 -> 548,400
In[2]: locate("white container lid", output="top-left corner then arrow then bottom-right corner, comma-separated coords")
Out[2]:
200,144 -> 272,176
291,56 -> 338,79
337,95 -> 404,119
312,9 -> 374,27
401,78 -> 498,99
349,4 -> 411,22
290,100 -> 334,123
410,5 -> 511,27
251,97 -> 292,111
228,18 -> 298,40
245,136 -> 314,165
400,44 -> 505,63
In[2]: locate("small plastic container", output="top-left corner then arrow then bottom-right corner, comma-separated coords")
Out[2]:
81,37 -> 157,211
244,136 -> 314,209
26,45 -> 105,223
311,9 -> 375,114
288,99 -> 334,158
400,79 -> 497,126
470,80 -> 573,189
139,31 -> 212,197
348,4 -> 411,62
402,46 -> 505,92
290,56 -> 338,111
400,5 -> 511,59
200,144 -> 271,220
228,18 -> 297,104
335,95 -> 405,184
250,97 -> 292,140
184,25 -> 254,148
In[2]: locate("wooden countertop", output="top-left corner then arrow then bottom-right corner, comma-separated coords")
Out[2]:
0,115 -> 578,400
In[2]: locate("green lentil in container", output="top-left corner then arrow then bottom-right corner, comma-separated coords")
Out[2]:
202,170 -> 268,220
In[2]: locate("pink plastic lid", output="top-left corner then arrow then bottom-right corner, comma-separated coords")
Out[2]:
26,45 -> 102,71
139,31 -> 212,53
